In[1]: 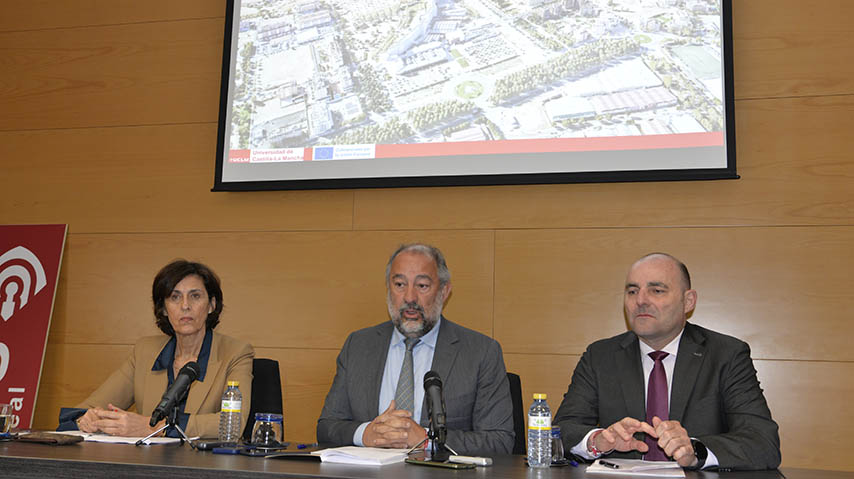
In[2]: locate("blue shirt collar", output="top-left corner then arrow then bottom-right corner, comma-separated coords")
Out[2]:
152,328 -> 213,382
391,316 -> 442,350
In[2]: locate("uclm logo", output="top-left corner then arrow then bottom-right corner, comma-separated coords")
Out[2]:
0,225 -> 66,431
0,246 -> 48,322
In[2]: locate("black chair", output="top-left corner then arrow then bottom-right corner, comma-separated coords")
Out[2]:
506,371 -> 525,455
241,358 -> 284,441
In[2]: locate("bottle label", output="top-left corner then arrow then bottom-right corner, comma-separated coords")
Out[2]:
528,414 -> 551,430
221,400 -> 242,413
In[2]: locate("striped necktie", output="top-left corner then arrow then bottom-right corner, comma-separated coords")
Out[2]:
393,337 -> 420,414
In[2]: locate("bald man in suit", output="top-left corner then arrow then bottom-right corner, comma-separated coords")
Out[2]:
555,253 -> 780,470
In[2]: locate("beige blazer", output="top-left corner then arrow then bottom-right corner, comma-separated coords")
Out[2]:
78,331 -> 255,438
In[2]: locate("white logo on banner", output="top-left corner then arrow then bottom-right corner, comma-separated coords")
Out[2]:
0,343 -> 8,383
0,246 -> 47,322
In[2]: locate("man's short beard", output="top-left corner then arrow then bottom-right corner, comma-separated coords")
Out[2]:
387,292 -> 444,338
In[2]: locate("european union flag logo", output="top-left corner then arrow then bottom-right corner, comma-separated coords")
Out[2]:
314,147 -> 334,160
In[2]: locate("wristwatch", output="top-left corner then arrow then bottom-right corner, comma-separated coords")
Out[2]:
689,438 -> 708,469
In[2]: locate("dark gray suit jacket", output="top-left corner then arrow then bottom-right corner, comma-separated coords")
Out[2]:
316,317 -> 514,455
554,323 -> 780,470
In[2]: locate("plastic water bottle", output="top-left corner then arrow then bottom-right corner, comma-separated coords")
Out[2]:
218,380 -> 242,443
527,393 -> 552,468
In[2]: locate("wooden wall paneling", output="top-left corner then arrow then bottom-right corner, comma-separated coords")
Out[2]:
494,229 -> 627,355
49,230 -> 495,349
352,95 -> 854,231
732,0 -> 854,99
503,353 -> 580,419
734,96 -> 854,225
756,360 -> 854,471
32,343 -> 133,430
494,226 -> 854,361
0,1 -> 223,32
47,234 -> 167,346
0,126 -> 355,233
0,19 -> 225,131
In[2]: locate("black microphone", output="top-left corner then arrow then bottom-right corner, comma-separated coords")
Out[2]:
149,361 -> 200,426
423,371 -> 447,445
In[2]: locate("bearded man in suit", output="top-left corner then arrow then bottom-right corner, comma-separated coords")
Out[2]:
555,253 -> 780,470
317,243 -> 514,455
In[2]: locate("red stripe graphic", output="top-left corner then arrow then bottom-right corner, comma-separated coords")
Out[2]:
376,132 -> 723,158
229,132 -> 722,163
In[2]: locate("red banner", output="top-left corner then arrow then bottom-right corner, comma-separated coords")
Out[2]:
0,224 -> 67,430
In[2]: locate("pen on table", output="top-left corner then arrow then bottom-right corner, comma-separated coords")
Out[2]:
600,460 -> 620,469
296,442 -> 318,449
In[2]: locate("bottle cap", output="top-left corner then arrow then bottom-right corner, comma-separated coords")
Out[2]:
228,380 -> 239,387
533,393 -> 547,399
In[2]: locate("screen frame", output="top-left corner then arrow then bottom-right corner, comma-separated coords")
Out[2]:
213,0 -> 738,192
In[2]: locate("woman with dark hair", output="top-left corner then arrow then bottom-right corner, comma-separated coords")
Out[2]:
58,260 -> 254,438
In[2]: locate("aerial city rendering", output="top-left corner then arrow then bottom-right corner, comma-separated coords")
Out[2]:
227,0 -> 724,161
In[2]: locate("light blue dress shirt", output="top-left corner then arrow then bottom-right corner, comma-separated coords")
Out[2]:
353,318 -> 441,446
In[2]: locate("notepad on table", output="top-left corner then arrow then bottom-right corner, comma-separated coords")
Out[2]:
311,446 -> 409,465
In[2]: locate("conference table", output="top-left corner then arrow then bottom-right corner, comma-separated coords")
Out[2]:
0,440 -> 849,479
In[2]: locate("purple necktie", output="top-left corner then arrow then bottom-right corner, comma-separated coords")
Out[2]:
644,351 -> 670,461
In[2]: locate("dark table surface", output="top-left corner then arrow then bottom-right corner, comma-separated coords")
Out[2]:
0,439 -> 848,479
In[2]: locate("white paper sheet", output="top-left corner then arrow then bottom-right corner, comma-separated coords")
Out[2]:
586,459 -> 686,477
312,446 -> 409,465
58,430 -> 190,445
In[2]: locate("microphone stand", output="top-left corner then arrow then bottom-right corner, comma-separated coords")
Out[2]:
426,418 -> 455,462
136,403 -> 194,447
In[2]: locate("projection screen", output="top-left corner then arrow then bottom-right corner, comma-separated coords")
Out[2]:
214,0 -> 737,191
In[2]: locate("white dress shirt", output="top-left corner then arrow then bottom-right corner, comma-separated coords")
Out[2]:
570,329 -> 718,468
